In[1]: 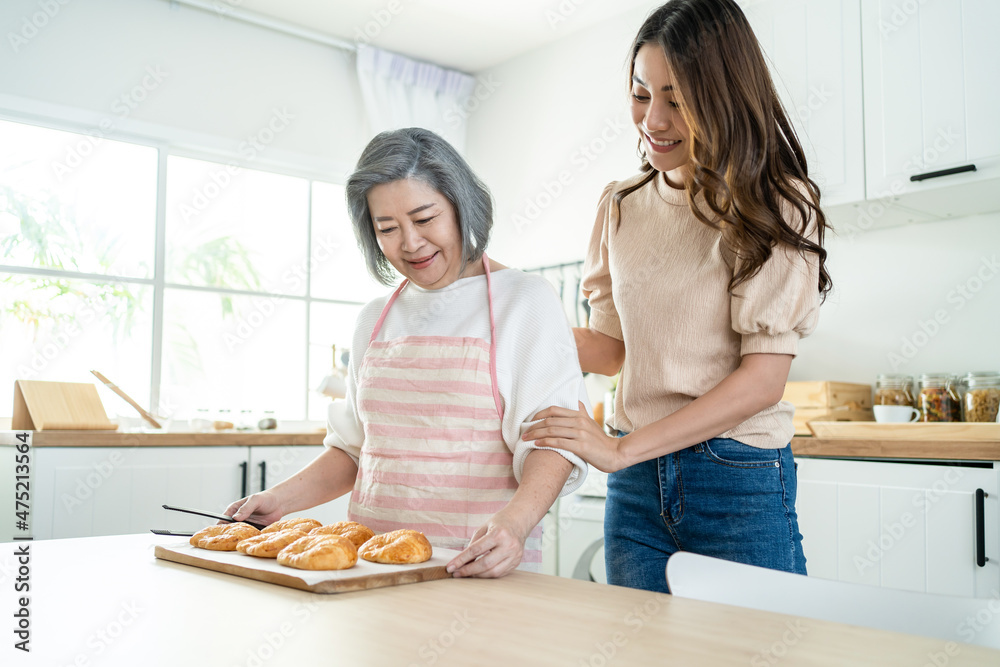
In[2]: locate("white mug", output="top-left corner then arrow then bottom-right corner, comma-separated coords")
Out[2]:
873,405 -> 920,423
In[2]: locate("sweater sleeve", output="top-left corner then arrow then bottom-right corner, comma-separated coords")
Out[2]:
497,275 -> 589,497
322,299 -> 384,464
581,182 -> 623,341
730,201 -> 821,357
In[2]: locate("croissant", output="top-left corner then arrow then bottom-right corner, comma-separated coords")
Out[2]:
236,529 -> 307,558
309,521 -> 375,548
261,517 -> 323,534
189,523 -> 260,551
277,534 -> 358,570
358,529 -> 432,564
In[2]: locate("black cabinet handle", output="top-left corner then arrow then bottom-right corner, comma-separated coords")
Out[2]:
976,489 -> 989,568
259,461 -> 267,492
910,164 -> 976,182
239,461 -> 248,498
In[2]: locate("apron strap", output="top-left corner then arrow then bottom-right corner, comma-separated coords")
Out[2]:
369,279 -> 409,344
482,253 -> 503,421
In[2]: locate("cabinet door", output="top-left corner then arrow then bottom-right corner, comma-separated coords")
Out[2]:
744,0 -> 865,206
862,0 -> 1000,198
247,445 -> 350,525
34,447 -> 249,539
796,457 -> 999,598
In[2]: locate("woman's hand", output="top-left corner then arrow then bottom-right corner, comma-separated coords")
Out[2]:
522,402 -> 628,473
221,490 -> 284,527
446,512 -> 527,578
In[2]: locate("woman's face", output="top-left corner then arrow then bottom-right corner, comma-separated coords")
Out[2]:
368,178 -> 468,290
630,43 -> 692,181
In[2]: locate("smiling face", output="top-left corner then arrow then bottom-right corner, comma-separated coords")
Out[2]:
368,178 -> 474,290
630,42 -> 692,184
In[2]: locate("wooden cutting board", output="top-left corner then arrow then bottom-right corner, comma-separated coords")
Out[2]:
154,541 -> 460,593
807,421 -> 1000,441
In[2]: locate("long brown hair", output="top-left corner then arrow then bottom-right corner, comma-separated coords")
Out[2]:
616,0 -> 832,299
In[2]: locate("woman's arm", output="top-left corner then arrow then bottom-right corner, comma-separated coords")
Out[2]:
446,449 -> 572,578
574,327 -> 626,376
522,352 -> 793,472
224,446 -> 359,525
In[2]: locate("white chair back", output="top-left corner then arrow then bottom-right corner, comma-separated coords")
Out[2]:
666,551 -> 1000,650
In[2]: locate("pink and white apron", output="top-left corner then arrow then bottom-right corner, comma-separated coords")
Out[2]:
348,255 -> 543,570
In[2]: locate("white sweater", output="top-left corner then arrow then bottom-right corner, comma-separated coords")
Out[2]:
324,268 -> 589,495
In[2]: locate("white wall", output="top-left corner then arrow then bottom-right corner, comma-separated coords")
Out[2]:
0,0 -> 366,178
465,4 -> 1000,384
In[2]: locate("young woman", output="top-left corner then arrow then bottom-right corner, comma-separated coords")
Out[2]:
523,0 -> 832,593
225,128 -> 588,578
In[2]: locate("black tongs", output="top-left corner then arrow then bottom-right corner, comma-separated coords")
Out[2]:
150,503 -> 267,536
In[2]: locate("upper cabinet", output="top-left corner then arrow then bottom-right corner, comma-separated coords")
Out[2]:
745,0 -> 1000,231
861,0 -> 1000,213
745,0 -> 866,207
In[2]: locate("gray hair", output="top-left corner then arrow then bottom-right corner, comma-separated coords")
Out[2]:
345,128 -> 494,286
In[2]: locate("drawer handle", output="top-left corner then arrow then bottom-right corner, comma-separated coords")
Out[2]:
976,489 -> 989,568
910,164 -> 976,182
239,461 -> 248,498
259,461 -> 267,493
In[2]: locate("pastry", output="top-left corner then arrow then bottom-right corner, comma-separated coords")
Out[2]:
358,529 -> 433,564
310,521 -> 375,548
189,523 -> 260,551
277,534 -> 358,571
261,517 -> 322,534
236,529 -> 308,558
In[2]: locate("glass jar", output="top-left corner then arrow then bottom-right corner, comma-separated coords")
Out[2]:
917,374 -> 962,422
874,374 -> 914,407
962,372 -> 1000,422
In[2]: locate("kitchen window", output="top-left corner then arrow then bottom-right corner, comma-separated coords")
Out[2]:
1,117 -> 377,423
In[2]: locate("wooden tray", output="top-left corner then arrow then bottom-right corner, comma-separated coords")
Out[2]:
154,541 -> 459,593
807,421 -> 1000,441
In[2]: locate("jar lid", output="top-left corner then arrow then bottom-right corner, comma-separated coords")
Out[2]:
918,373 -> 950,382
964,372 -> 1000,387
876,373 -> 912,381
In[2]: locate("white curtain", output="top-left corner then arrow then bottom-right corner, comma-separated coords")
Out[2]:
355,46 -> 477,153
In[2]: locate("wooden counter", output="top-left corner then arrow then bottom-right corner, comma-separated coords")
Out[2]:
791,436 -> 1000,461
19,430 -> 326,447
2,533 -> 997,666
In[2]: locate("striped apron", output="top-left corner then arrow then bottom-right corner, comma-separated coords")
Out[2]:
348,255 -> 543,571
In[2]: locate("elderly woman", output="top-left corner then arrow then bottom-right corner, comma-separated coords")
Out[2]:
225,128 -> 588,577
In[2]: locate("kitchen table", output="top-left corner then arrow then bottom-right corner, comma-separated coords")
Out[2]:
2,534 -> 997,666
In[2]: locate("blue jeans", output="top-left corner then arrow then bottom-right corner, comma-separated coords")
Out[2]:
604,437 -> 806,593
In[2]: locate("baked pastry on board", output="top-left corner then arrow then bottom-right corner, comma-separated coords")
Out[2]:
190,523 -> 260,551
277,534 -> 358,571
310,521 -> 375,548
359,529 -> 433,564
237,529 -> 308,558
262,517 -> 323,534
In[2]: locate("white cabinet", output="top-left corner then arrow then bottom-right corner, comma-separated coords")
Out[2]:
861,0 -> 1000,214
29,445 -> 353,539
247,445 -> 350,525
32,446 -> 248,539
796,456 -> 1000,598
744,0 -> 866,206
